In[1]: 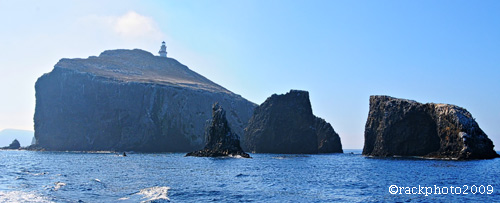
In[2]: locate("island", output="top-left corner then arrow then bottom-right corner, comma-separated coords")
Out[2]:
363,95 -> 499,160
32,47 -> 256,152
1,139 -> 21,149
244,90 -> 343,154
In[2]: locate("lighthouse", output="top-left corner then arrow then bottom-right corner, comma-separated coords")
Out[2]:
159,41 -> 167,57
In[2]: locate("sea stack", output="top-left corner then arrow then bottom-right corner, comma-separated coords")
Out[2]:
2,139 -> 21,149
363,95 -> 499,160
186,103 -> 250,158
33,48 -> 256,152
244,90 -> 343,154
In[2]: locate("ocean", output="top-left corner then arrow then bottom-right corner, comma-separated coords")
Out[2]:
0,149 -> 498,202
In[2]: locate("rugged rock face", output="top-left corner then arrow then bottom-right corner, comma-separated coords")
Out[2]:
244,90 -> 343,154
315,117 -> 343,153
363,95 -> 499,160
186,103 -> 250,158
2,139 -> 20,149
34,49 -> 256,152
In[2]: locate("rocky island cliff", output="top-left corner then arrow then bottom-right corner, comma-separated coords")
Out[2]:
1,139 -> 21,149
244,90 -> 343,154
186,103 -> 250,158
363,96 -> 499,160
33,49 -> 256,152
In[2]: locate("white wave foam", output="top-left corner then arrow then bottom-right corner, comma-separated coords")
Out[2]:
0,191 -> 54,203
137,186 -> 170,202
53,182 -> 66,191
228,154 -> 243,158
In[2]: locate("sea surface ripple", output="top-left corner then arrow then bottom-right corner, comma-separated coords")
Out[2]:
0,150 -> 498,202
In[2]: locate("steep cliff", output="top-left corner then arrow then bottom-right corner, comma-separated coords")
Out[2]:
33,49 -> 256,152
186,103 -> 250,158
244,90 -> 343,154
363,96 -> 499,160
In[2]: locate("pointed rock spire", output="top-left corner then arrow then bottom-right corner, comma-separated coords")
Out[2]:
186,102 -> 250,158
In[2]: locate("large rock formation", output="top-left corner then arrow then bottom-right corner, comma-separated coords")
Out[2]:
363,95 -> 499,160
186,103 -> 250,158
33,49 -> 256,152
2,139 -> 20,149
244,90 -> 343,154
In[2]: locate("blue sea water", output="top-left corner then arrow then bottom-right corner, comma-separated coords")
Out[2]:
0,150 -> 498,202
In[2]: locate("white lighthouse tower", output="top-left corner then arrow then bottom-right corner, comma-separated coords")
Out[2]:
159,41 -> 167,57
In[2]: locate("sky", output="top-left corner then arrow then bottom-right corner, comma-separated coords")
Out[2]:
0,0 -> 499,149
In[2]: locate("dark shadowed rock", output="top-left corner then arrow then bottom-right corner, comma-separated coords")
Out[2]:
315,117 -> 343,153
363,95 -> 499,160
2,139 -> 21,149
244,90 -> 343,154
186,103 -> 250,158
33,49 -> 256,152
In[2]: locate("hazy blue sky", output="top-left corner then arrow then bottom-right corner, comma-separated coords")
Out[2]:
0,0 -> 499,149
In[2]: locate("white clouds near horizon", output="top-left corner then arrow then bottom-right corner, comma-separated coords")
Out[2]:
79,11 -> 164,40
